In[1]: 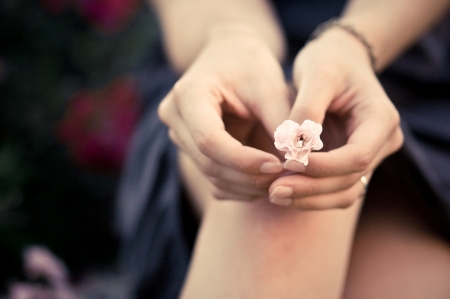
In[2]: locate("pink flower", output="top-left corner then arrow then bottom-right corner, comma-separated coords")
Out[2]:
274,119 -> 323,166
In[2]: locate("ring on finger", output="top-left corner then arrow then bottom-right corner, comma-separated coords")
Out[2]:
360,175 -> 369,196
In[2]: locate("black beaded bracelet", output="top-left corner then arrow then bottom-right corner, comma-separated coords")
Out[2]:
308,18 -> 377,72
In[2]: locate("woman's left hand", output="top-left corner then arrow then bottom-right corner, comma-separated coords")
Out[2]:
268,28 -> 404,209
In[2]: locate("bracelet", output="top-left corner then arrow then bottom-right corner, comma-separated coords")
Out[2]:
308,18 -> 377,71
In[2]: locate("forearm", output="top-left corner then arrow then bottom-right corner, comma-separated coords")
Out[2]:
148,0 -> 286,73
340,0 -> 450,71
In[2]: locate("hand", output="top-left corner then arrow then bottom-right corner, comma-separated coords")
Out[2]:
268,28 -> 404,209
158,28 -> 291,201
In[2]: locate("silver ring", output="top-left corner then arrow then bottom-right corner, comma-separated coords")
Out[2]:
360,175 -> 368,187
360,175 -> 369,195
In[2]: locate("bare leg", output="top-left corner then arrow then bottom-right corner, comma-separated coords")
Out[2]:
344,154 -> 450,298
179,151 -> 362,299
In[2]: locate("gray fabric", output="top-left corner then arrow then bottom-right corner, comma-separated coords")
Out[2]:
115,56 -> 191,298
399,99 -> 450,224
391,16 -> 450,83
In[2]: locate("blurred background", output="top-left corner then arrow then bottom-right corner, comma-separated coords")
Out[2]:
0,0 -> 158,297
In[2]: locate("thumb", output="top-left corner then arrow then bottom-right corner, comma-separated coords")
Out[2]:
288,76 -> 334,125
282,76 -> 334,171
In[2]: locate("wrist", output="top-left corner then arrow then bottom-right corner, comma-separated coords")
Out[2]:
309,26 -> 375,73
308,18 -> 377,72
206,22 -> 286,62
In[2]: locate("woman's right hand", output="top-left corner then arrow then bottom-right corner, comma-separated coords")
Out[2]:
158,26 -> 291,201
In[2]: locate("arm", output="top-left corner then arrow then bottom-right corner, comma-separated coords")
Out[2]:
342,0 -> 450,71
148,0 -> 286,73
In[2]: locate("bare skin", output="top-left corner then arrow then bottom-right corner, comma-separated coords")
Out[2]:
344,154 -> 450,298
179,151 -> 363,299
179,148 -> 450,299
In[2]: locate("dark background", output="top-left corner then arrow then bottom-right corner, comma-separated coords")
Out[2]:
0,0 -> 158,293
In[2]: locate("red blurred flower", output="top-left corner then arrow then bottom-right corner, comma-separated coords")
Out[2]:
56,77 -> 140,173
76,0 -> 142,34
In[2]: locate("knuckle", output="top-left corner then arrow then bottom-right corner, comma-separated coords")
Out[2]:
294,104 -> 325,125
198,159 -> 219,177
168,130 -> 180,147
157,98 -> 170,124
235,156 -> 249,173
302,183 -> 315,198
318,66 -> 340,82
254,174 -> 273,189
337,197 -> 355,209
344,175 -> 359,190
171,80 -> 188,100
392,110 -> 401,128
352,151 -> 372,172
246,196 -> 260,202
229,150 -> 251,173
296,200 -> 321,210
391,128 -> 404,152
395,129 -> 405,149
311,160 -> 333,176
196,133 -> 214,157
212,188 -> 227,200
208,176 -> 224,189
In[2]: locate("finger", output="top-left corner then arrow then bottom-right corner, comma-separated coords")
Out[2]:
174,83 -> 283,174
246,78 -> 291,135
200,176 -> 263,202
303,112 -> 402,177
168,129 -> 184,150
288,71 -> 337,125
172,118 -> 278,193
269,129 -> 401,201
269,173 -> 371,210
172,115 -> 278,189
290,178 -> 365,210
158,91 -> 176,126
212,185 -> 267,200
269,171 -> 362,200
209,169 -> 276,189
163,92 -> 283,193
205,180 -> 267,201
159,93 -> 202,156
211,186 -> 263,202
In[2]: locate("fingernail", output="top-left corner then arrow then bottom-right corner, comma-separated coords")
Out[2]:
270,186 -> 294,198
284,160 -> 306,172
270,197 -> 292,206
269,186 -> 294,206
260,162 -> 282,174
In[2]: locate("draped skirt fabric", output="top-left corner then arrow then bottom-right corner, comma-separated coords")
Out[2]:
115,53 -> 196,298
